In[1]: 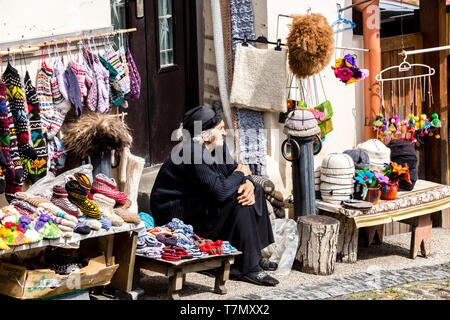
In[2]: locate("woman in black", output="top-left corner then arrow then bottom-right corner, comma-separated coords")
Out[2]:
150,104 -> 278,286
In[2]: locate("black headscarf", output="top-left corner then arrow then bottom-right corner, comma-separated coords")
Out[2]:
182,102 -> 222,136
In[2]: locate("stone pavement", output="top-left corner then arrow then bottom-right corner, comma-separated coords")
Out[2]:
230,263 -> 450,300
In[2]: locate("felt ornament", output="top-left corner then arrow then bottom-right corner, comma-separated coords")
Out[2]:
63,112 -> 132,161
331,54 -> 369,85
286,13 -> 335,78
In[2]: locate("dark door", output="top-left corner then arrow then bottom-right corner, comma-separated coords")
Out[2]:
125,0 -> 199,166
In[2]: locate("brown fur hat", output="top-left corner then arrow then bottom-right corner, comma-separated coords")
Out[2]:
286,13 -> 335,78
63,112 -> 132,160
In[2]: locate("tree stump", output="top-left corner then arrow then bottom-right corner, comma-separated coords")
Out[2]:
295,215 -> 340,275
320,210 -> 359,263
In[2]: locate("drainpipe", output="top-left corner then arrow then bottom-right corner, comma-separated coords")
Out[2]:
353,0 -> 381,140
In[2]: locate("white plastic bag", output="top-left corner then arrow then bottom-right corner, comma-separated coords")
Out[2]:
261,218 -> 299,276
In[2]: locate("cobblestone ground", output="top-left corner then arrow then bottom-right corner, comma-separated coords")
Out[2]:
329,277 -> 450,300
231,263 -> 450,300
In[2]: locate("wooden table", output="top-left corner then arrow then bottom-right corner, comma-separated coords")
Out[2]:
0,222 -> 145,296
316,180 -> 450,263
134,252 -> 241,300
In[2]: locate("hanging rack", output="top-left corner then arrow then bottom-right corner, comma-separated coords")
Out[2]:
376,51 -> 435,82
0,28 -> 136,58
232,35 -> 285,51
335,46 -> 370,52
399,45 -> 450,56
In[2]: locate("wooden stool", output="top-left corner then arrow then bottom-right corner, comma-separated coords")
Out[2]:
295,215 -> 340,275
134,252 -> 240,300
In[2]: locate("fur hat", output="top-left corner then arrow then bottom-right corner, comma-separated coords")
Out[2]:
63,113 -> 132,160
286,13 -> 335,78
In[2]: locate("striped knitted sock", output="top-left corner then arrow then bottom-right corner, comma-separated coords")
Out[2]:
69,60 -> 88,98
24,71 -> 47,183
0,81 -> 15,183
3,64 -> 37,181
36,62 -> 54,134
106,47 -> 130,96
51,183 -> 81,217
46,74 -> 71,140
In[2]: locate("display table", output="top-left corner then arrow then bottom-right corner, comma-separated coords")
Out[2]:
316,180 -> 450,262
134,251 -> 241,300
0,222 -> 145,296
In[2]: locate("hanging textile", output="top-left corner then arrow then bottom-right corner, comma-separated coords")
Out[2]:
229,0 -> 267,176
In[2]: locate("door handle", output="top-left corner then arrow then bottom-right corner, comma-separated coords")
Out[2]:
136,0 -> 144,18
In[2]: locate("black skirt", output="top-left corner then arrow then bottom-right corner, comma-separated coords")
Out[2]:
185,183 -> 274,277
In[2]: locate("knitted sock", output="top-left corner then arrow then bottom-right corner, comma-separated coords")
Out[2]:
4,107 -> 23,203
24,71 -> 47,183
106,47 -> 130,97
46,74 -> 71,140
82,47 -> 98,112
99,54 -> 124,108
69,60 -> 89,98
66,179 -> 101,219
113,207 -> 141,224
2,64 -> 37,164
78,215 -> 102,231
65,66 -> 82,117
91,173 -> 127,205
51,183 -> 81,217
36,62 -> 54,134
53,58 -> 69,101
0,81 -> 15,184
93,193 -> 124,226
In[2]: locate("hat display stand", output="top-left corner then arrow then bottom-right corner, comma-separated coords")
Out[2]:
282,109 -> 321,217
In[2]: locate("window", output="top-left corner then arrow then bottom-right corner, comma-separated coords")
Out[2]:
158,0 -> 174,68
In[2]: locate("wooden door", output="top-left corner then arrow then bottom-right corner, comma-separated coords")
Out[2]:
125,0 -> 199,166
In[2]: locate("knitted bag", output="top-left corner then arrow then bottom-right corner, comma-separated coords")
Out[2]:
125,34 -> 141,100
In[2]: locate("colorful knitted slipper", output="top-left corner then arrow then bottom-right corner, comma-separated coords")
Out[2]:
66,180 -> 101,219
113,207 -> 141,224
51,183 -> 81,217
99,214 -> 112,230
93,193 -> 124,226
0,237 -> 10,250
0,222 -> 30,246
34,213 -> 62,239
18,215 -> 42,243
174,247 -> 193,260
156,232 -> 178,247
221,241 -> 238,254
161,248 -> 181,262
91,173 -> 127,205
73,172 -> 92,192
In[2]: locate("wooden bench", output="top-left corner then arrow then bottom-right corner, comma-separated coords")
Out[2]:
316,180 -> 450,263
134,252 -> 241,300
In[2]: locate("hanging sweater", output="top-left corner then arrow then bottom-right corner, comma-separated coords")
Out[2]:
24,71 -> 47,183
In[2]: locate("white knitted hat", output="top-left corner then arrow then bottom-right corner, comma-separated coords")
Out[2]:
321,153 -> 355,175
283,109 -> 321,137
357,139 -> 391,171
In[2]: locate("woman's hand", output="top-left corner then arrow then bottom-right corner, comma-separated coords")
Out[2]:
237,180 -> 255,206
234,164 -> 252,176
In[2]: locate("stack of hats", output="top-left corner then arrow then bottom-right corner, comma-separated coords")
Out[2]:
283,109 -> 320,138
356,139 -> 390,172
314,158 -> 321,199
252,175 -> 285,219
386,140 -> 418,191
320,153 -> 355,204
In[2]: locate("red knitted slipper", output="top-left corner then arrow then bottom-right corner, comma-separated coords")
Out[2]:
91,174 -> 127,205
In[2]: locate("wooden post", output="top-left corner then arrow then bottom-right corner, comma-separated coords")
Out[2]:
320,210 -> 359,263
295,215 -> 340,275
420,0 -> 449,228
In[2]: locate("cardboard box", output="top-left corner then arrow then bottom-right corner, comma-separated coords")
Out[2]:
0,255 -> 119,299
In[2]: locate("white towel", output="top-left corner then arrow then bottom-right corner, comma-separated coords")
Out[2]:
230,43 -> 288,113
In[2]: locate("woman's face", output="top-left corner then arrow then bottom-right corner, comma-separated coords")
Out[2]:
203,120 -> 226,149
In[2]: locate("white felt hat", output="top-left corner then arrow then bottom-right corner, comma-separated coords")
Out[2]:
357,139 -> 391,171
321,153 -> 355,175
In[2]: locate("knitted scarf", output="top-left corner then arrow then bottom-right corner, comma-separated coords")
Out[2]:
24,72 -> 47,184
229,0 -> 267,176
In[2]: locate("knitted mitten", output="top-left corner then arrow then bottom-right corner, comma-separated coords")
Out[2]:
66,179 -> 101,219
51,183 -> 81,217
24,71 -> 47,183
91,173 -> 127,205
93,193 -> 124,226
0,81 -> 15,183
46,73 -> 71,140
36,61 -> 54,134
2,63 -> 37,164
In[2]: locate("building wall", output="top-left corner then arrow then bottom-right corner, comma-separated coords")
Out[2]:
202,0 -> 365,196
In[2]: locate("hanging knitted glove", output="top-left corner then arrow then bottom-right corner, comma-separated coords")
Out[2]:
24,71 -> 48,184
